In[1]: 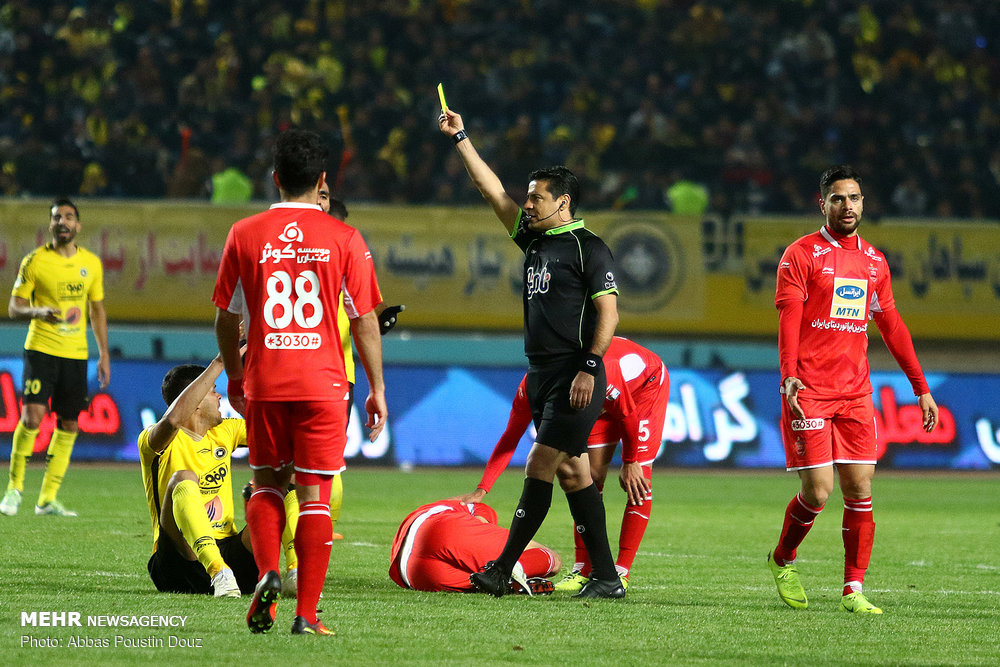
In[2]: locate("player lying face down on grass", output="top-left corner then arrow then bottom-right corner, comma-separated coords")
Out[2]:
389,498 -> 559,594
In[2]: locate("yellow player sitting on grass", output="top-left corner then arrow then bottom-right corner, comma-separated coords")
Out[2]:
139,356 -> 298,597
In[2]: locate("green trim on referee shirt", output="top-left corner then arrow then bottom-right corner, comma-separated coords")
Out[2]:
591,287 -> 619,299
510,211 -> 523,239
544,219 -> 585,235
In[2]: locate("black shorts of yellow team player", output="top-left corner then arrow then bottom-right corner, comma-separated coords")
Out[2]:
526,356 -> 607,457
148,530 -> 257,595
22,350 -> 90,419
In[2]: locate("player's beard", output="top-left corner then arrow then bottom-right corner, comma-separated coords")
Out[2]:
51,227 -> 77,246
828,215 -> 860,236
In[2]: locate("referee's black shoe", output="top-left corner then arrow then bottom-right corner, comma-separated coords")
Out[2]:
470,561 -> 511,598
572,576 -> 626,599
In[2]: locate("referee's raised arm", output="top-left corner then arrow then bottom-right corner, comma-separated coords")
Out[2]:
438,109 -> 520,234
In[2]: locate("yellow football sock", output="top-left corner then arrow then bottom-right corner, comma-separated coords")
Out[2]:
38,428 -> 77,505
282,488 -> 299,571
330,473 -> 343,531
7,422 -> 38,493
172,480 -> 225,577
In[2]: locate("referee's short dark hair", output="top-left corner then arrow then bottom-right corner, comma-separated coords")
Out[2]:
161,364 -> 207,406
528,166 -> 580,216
819,165 -> 862,199
273,129 -> 329,198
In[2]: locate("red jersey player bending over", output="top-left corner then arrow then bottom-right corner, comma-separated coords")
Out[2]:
459,336 -> 669,592
389,499 -> 560,594
767,165 -> 938,615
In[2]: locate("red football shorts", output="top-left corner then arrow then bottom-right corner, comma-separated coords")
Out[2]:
780,394 -> 878,471
400,510 -> 555,592
588,368 -> 670,465
245,398 -> 349,474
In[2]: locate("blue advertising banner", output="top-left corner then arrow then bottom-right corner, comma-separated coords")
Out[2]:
1,357 -> 998,470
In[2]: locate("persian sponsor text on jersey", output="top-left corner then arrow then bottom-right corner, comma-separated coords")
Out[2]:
260,242 -> 330,264
811,318 -> 868,334
835,285 -> 864,300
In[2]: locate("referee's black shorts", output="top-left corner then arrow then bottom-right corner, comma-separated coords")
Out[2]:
147,529 -> 257,595
526,356 -> 606,457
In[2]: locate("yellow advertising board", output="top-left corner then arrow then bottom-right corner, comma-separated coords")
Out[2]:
0,200 -> 706,331
1,200 -> 996,340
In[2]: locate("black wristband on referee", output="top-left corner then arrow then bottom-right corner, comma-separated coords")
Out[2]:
580,352 -> 602,376
452,129 -> 468,144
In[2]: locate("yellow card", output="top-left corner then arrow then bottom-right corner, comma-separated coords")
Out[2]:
437,83 -> 448,112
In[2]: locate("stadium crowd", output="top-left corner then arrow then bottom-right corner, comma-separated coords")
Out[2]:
1,0 -> 997,218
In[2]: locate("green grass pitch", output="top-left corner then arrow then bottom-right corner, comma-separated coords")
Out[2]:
2,465 -> 997,665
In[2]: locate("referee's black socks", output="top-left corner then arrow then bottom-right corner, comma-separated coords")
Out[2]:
496,477 -> 553,573
566,483 -> 618,581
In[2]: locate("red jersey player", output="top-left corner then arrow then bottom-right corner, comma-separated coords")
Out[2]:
458,336 -> 669,591
389,499 -> 560,594
214,129 -> 386,636
767,165 -> 938,615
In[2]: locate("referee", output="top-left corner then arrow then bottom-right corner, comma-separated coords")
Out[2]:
439,109 -> 624,599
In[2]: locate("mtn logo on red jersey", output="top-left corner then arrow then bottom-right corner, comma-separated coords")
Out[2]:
830,277 -> 867,320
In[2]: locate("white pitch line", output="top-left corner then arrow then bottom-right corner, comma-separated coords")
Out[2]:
635,583 -> 1000,596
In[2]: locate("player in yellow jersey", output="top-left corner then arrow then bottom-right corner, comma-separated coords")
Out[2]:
2,198 -> 109,517
140,357 -> 299,597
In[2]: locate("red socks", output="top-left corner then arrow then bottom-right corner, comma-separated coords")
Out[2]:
246,486 -> 286,578
295,501 -> 332,623
616,467 -> 653,576
842,497 -> 874,594
573,527 -> 588,576
517,546 -> 559,578
774,493 -> 824,565
774,492 -> 875,594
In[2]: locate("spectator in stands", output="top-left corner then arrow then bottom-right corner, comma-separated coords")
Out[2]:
0,2 -> 995,219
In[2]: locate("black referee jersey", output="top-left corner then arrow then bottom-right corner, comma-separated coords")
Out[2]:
511,212 -> 619,363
